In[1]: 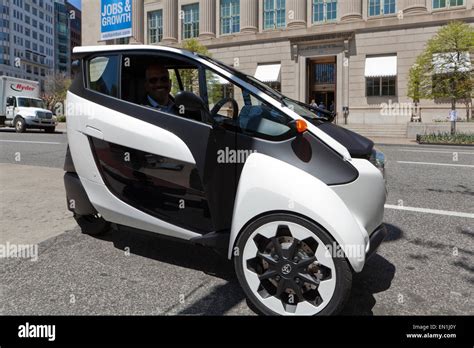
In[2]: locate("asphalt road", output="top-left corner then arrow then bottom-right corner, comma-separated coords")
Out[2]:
0,129 -> 473,315
0,128 -> 68,169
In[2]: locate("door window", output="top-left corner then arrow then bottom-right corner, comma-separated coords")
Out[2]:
86,55 -> 119,97
205,69 -> 293,140
121,54 -> 204,121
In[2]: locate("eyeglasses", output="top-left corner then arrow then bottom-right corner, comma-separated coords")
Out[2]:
147,77 -> 169,84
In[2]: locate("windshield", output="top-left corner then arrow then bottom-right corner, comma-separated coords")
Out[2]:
197,54 -> 328,120
17,98 -> 45,108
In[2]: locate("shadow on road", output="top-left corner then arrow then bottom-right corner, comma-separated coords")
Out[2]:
177,280 -> 248,315
384,223 -> 403,242
94,226 -> 249,314
341,253 -> 396,315
98,226 -> 236,281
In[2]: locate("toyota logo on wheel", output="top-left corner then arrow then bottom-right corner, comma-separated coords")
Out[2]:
281,264 -> 292,275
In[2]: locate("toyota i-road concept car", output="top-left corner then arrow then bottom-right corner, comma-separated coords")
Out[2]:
64,45 -> 387,316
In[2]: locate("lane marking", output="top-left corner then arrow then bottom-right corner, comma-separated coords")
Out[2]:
397,160 -> 474,168
0,140 -> 63,145
398,149 -> 474,155
385,204 -> 474,219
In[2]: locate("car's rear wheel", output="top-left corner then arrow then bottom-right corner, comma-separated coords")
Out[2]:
234,213 -> 352,316
74,214 -> 110,236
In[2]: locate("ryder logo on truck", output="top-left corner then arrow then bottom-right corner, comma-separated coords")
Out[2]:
10,83 -> 36,92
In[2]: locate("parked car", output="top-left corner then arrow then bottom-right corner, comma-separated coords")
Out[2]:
64,45 -> 387,316
0,76 -> 57,133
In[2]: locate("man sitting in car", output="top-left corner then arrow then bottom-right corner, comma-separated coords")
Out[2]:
144,64 -> 177,114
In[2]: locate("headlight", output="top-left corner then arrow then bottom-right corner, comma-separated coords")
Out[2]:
370,148 -> 386,178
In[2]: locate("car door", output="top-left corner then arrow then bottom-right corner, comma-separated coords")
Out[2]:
5,97 -> 15,120
69,50 -> 237,237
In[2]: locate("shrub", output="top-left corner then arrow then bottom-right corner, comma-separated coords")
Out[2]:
417,132 -> 474,144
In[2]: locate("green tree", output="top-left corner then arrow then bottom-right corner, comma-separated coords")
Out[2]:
407,55 -> 424,121
42,73 -> 72,118
170,38 -> 211,96
407,21 -> 474,129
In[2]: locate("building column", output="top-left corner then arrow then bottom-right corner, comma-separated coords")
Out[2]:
287,0 -> 306,28
162,0 -> 178,44
401,0 -> 427,14
340,0 -> 363,21
200,0 -> 216,39
241,0 -> 258,33
130,0 -> 144,43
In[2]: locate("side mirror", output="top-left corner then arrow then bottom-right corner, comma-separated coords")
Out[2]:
72,60 -> 81,75
6,97 -> 13,107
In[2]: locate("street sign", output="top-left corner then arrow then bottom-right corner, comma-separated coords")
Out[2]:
100,0 -> 132,41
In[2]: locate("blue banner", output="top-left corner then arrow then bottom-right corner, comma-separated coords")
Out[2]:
100,0 -> 132,40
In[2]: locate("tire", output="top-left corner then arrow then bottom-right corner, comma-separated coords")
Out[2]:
74,214 -> 110,236
234,213 -> 352,316
14,117 -> 26,133
44,127 -> 55,133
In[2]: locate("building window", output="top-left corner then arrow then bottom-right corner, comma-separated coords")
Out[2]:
314,63 -> 336,84
313,0 -> 337,23
366,76 -> 396,96
148,10 -> 163,44
264,0 -> 286,30
368,0 -> 396,16
433,0 -> 464,9
365,55 -> 397,96
220,0 -> 240,35
182,4 -> 199,39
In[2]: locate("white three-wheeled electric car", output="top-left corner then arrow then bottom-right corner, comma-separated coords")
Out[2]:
64,45 -> 387,316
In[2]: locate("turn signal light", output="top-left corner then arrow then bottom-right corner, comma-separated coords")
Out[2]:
295,119 -> 307,133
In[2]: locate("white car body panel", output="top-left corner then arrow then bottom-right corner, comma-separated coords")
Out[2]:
331,158 -> 386,239
228,152 -> 369,272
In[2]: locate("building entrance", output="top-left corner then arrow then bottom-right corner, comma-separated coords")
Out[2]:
308,56 -> 336,112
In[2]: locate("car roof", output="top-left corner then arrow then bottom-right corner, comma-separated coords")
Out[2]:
73,45 -> 198,59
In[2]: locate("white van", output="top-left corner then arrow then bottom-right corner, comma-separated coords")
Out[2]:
64,45 -> 388,316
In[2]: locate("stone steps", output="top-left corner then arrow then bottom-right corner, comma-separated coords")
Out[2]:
340,124 -> 408,138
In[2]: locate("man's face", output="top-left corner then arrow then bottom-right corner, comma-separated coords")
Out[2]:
145,66 -> 171,104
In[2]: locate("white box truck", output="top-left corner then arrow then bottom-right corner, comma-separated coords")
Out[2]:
0,76 -> 57,133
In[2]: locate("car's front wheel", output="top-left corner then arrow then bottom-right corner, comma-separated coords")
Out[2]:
234,213 -> 352,315
14,117 -> 26,133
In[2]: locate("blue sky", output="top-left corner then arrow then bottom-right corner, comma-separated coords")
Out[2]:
68,0 -> 81,10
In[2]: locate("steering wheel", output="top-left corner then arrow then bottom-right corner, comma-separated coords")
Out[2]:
210,97 -> 239,119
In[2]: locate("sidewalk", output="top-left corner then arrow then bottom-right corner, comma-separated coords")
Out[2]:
0,163 -> 76,245
57,122 -> 67,132
368,137 -> 418,145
